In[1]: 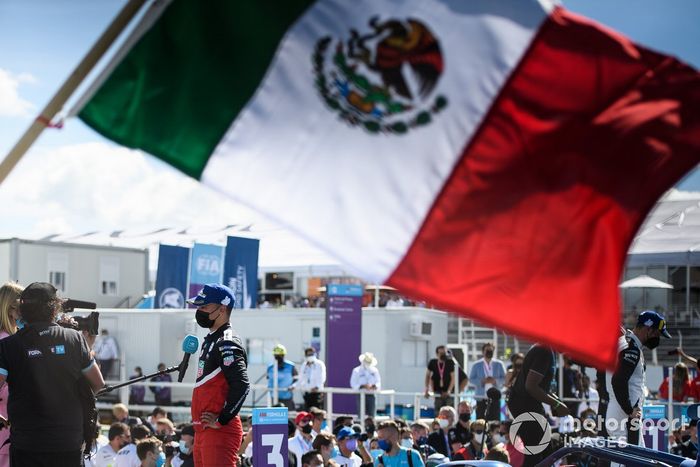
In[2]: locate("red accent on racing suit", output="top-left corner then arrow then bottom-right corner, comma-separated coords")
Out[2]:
192,323 -> 249,429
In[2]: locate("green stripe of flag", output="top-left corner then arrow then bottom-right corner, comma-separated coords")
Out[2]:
79,0 -> 315,179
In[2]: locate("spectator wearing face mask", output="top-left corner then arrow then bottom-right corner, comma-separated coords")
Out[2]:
374,421 -> 425,467
427,406 -> 455,457
351,352 -> 382,417
300,347 -> 327,410
136,438 -> 162,467
310,407 -> 330,437
171,424 -> 194,467
469,343 -> 506,421
268,344 -> 298,410
410,421 -> 435,459
424,346 -> 454,412
332,427 -> 364,466
452,419 -> 487,461
290,412 -> 316,465
94,423 -> 131,467
116,424 -> 152,467
486,422 -> 503,450
453,401 -> 472,446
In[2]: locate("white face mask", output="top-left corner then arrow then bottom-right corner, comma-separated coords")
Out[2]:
400,439 -> 413,449
306,355 -> 315,363
473,432 -> 485,444
492,434 -> 503,444
438,419 -> 449,429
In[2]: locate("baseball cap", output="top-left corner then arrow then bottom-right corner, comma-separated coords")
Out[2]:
294,412 -> 313,425
336,427 -> 359,441
637,310 -> 672,338
19,282 -> 57,307
187,284 -> 235,309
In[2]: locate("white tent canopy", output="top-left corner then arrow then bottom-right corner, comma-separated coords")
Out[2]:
619,274 -> 673,289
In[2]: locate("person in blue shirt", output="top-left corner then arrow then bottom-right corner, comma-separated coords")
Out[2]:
267,344 -> 298,410
375,420 -> 424,467
468,342 -> 506,421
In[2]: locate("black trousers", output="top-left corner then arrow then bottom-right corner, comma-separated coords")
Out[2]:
303,391 -> 324,410
10,447 -> 82,467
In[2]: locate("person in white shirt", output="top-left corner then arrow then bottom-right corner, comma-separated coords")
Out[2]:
116,425 -> 152,467
577,374 -> 600,416
350,352 -> 381,417
331,427 -> 363,467
300,347 -> 327,410
94,329 -> 120,378
385,295 -> 404,307
289,412 -> 315,466
95,423 -> 131,467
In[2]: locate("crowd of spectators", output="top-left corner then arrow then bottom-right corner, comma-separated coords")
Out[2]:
83,404 -> 193,467
258,292 -> 427,309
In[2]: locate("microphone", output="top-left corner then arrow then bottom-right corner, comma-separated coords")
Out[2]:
177,335 -> 200,382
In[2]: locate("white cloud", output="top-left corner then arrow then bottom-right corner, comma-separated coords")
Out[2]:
0,141 -> 338,267
0,68 -> 36,117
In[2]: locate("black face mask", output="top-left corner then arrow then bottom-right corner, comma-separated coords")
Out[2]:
484,350 -> 494,359
645,336 -> 660,350
681,434 -> 691,444
439,354 -> 447,361
459,413 -> 470,423
301,424 -> 313,434
195,310 -> 216,328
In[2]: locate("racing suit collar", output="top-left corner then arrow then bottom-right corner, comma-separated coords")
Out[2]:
626,329 -> 644,351
204,322 -> 231,341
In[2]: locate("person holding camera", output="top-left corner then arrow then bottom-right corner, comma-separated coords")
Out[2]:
0,282 -> 105,466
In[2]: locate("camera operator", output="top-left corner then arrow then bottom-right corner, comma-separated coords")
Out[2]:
0,282 -> 104,466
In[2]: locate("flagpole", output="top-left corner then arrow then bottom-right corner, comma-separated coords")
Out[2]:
0,0 -> 148,185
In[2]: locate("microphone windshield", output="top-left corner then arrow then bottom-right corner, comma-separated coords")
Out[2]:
182,334 -> 200,354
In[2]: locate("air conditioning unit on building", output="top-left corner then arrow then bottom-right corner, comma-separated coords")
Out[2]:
410,319 -> 432,339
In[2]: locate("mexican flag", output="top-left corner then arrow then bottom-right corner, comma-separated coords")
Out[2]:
76,0 -> 700,369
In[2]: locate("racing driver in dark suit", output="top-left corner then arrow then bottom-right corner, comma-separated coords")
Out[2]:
187,283 -> 250,466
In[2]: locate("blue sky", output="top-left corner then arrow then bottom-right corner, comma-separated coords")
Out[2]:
0,0 -> 698,249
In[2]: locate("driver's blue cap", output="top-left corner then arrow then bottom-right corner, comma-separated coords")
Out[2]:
187,283 -> 235,309
637,310 -> 671,338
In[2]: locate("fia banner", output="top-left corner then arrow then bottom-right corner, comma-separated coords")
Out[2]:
326,284 -> 363,414
223,236 -> 259,309
154,245 -> 190,309
188,243 -> 224,308
253,407 -> 289,467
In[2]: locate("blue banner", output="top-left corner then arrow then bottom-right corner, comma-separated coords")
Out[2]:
223,237 -> 259,309
154,245 -> 190,309
188,243 -> 224,307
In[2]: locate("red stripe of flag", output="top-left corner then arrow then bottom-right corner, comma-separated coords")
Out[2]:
388,8 -> 700,370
